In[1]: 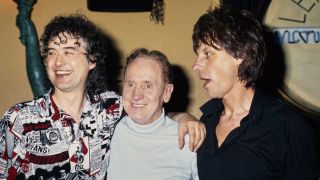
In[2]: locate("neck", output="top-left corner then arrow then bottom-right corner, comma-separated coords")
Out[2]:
221,83 -> 255,119
52,89 -> 87,123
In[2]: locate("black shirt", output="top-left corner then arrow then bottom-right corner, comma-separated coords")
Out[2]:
197,88 -> 319,180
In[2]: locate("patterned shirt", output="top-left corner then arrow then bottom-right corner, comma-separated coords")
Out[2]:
0,90 -> 124,179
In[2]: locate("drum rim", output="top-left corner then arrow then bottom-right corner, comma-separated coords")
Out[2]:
278,86 -> 320,118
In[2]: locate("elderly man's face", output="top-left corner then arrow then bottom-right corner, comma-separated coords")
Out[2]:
122,57 -> 173,125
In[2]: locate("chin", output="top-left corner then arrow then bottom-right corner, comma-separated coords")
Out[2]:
208,91 -> 222,99
132,118 -> 148,125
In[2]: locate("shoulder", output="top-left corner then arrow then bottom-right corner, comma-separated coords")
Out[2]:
261,94 -> 307,125
0,95 -> 49,139
93,91 -> 123,111
255,92 -> 315,142
93,91 -> 121,102
164,115 -> 179,129
93,91 -> 125,121
1,95 -> 49,122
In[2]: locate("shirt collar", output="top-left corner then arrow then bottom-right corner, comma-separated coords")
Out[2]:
246,87 -> 265,125
125,108 -> 166,134
199,88 -> 266,125
48,90 -> 94,122
200,98 -> 223,117
49,93 -> 60,121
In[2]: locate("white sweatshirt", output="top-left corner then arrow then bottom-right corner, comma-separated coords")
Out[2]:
107,111 -> 198,180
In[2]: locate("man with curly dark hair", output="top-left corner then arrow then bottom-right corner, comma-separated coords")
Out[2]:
40,15 -> 109,100
0,14 -> 205,179
192,6 -> 319,179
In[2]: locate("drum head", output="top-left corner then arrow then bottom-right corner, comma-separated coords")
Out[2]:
264,1 -> 320,117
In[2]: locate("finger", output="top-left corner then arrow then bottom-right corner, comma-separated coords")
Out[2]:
194,125 -> 206,151
178,126 -> 187,149
188,125 -> 196,151
202,123 -> 207,137
193,124 -> 201,151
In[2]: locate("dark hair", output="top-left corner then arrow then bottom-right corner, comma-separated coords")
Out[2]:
192,6 -> 266,88
124,48 -> 174,84
40,14 -> 108,99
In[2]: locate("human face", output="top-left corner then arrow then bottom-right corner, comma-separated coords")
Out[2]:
192,42 -> 241,99
45,32 -> 96,93
123,57 -> 173,125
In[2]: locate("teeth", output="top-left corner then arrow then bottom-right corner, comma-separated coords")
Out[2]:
132,103 -> 145,108
56,70 -> 71,75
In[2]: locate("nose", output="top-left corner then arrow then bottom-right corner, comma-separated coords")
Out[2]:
192,56 -> 202,72
55,52 -> 66,67
132,86 -> 144,101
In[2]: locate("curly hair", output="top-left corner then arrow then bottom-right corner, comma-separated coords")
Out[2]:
40,14 -> 108,100
124,48 -> 174,84
192,6 -> 266,88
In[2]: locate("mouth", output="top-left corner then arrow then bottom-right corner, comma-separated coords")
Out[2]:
55,70 -> 71,78
200,77 -> 211,88
132,103 -> 146,108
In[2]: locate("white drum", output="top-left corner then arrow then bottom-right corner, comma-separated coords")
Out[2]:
264,1 -> 320,117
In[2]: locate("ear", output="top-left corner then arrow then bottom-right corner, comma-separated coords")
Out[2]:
88,55 -> 97,70
163,84 -> 174,103
88,56 -> 97,70
89,61 -> 96,70
43,58 -> 48,67
235,58 -> 243,66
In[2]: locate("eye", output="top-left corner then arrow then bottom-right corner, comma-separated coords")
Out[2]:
64,51 -> 75,57
142,82 -> 152,89
127,82 -> 135,87
47,51 -> 57,59
205,51 -> 211,59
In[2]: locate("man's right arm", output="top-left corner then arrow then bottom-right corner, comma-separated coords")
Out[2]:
0,107 -> 17,179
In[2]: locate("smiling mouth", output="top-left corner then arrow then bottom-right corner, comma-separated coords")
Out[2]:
54,70 -> 71,79
132,103 -> 146,108
56,70 -> 71,75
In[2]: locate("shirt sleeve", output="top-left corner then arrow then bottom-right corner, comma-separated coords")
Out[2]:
96,91 -> 126,121
282,113 -> 319,179
0,107 -> 18,178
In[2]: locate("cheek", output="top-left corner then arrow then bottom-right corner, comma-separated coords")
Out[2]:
145,91 -> 159,100
122,87 -> 132,100
46,65 -> 55,77
45,61 -> 54,70
123,100 -> 130,112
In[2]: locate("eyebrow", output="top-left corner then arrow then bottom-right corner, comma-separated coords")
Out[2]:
197,46 -> 208,53
47,46 -> 79,52
124,80 -> 154,84
142,80 -> 153,84
63,46 -> 77,50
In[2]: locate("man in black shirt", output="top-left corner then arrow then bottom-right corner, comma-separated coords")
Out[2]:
192,6 -> 319,179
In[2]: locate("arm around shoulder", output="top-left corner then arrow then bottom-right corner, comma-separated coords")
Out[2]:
168,112 -> 206,152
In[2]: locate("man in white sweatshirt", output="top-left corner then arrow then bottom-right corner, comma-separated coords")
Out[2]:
107,48 -> 199,180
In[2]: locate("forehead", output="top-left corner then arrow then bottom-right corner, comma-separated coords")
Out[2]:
196,42 -> 211,52
125,57 -> 163,81
196,42 -> 221,53
48,32 -> 86,49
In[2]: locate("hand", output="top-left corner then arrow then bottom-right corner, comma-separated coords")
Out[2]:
176,113 -> 206,152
